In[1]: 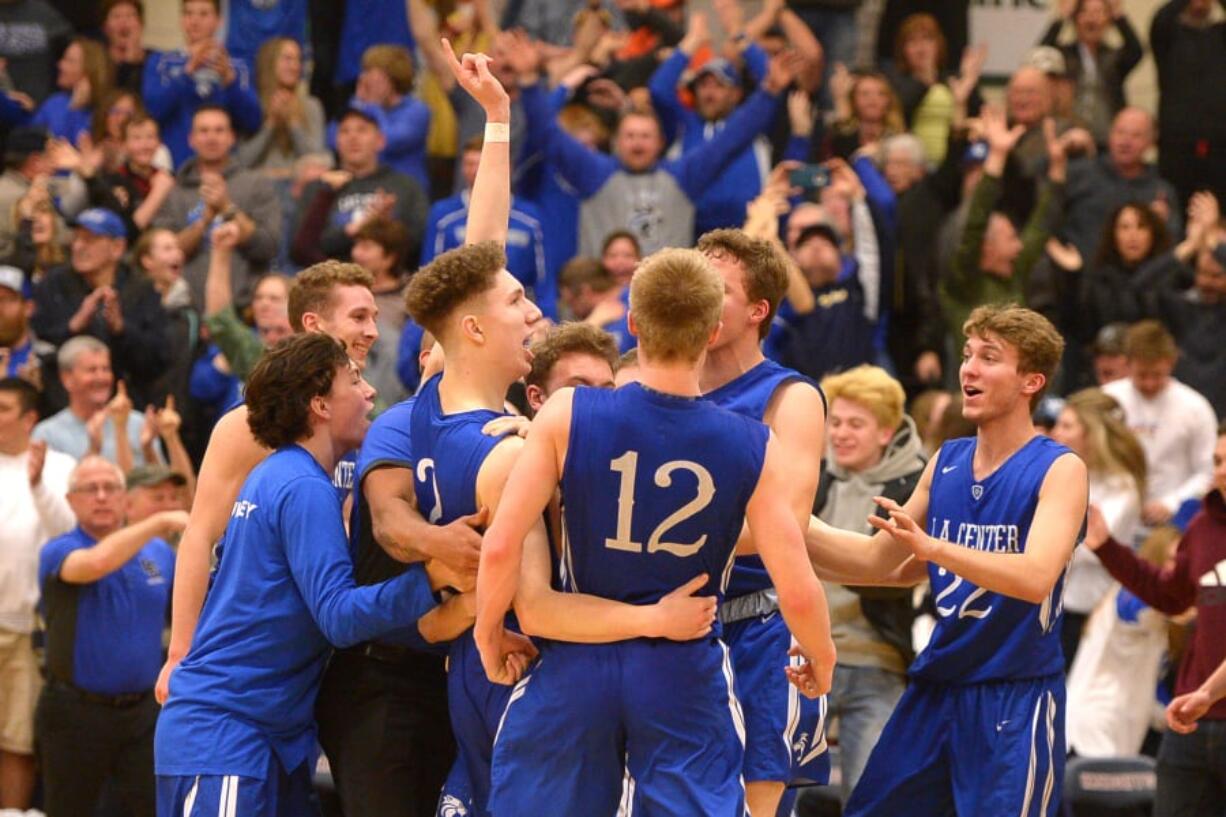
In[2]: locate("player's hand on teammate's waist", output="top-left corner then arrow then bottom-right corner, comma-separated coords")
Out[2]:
785,644 -> 834,699
868,496 -> 939,560
650,574 -> 717,641
477,628 -> 539,686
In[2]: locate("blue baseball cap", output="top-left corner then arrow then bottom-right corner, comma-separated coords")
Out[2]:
690,58 -> 740,88
72,208 -> 126,239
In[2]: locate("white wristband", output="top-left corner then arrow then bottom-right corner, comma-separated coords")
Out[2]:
484,122 -> 510,144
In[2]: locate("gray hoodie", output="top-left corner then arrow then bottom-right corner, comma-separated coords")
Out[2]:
818,415 -> 926,672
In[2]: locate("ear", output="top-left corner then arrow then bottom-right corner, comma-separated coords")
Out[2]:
626,311 -> 638,338
460,313 -> 484,346
1021,371 -> 1046,397
300,311 -> 321,333
309,393 -> 331,425
525,383 -> 546,414
706,320 -> 723,349
748,298 -> 770,328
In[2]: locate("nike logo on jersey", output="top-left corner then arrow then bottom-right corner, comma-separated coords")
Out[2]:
942,465 -> 958,474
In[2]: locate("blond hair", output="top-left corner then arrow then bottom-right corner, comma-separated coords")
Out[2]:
1064,388 -> 1146,501
822,365 -> 906,431
963,304 -> 1064,406
629,248 -> 723,362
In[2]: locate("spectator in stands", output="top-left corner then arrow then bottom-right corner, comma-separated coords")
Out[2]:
1039,0 -> 1143,144
55,113 -> 176,240
142,0 -> 262,168
32,208 -> 167,399
812,365 -> 924,801
6,182 -> 64,282
337,45 -> 431,191
1083,422 -> 1226,815
101,0 -> 150,94
124,463 -> 188,521
32,37 -> 112,144
0,267 -> 53,390
239,37 -> 324,177
35,455 -> 185,817
790,0 -> 861,74
131,226 -> 199,422
876,130 -> 966,392
1077,202 -> 1173,349
1147,192 -> 1226,417
884,16 -> 984,164
0,0 -> 71,103
201,222 -> 291,385
1067,525 -> 1177,756
334,0 -> 416,98
223,0 -> 308,71
1104,320 -> 1217,527
825,67 -> 906,161
1090,322 -> 1129,386
1150,0 -> 1226,207
647,14 -> 798,238
86,89 -> 172,176
1050,388 -> 1146,663
422,135 -> 546,300
33,338 -> 153,471
0,128 -> 61,260
522,51 -> 798,257
0,376 -> 75,811
557,255 -> 632,352
1062,107 -> 1182,261
154,105 -> 281,309
351,216 -> 411,410
290,106 -> 427,267
940,109 -> 1067,355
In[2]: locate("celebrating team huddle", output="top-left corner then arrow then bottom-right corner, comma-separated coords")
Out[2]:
154,43 -> 1088,817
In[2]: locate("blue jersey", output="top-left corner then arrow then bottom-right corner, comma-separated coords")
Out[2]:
705,359 -> 822,599
560,383 -> 769,619
155,445 -> 436,779
912,435 -> 1077,684
335,0 -> 413,84
409,374 -> 508,527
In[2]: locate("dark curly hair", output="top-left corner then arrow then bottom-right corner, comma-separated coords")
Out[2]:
246,333 -> 349,449
404,240 -> 506,337
697,228 -> 791,339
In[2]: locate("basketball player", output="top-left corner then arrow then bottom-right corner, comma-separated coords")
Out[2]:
806,304 -> 1088,816
695,228 -> 830,817
475,247 -> 836,817
404,47 -> 719,817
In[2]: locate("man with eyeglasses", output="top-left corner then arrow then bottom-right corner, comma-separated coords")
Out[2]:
35,454 -> 188,817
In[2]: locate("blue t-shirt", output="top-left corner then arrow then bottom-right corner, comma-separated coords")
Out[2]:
421,194 -> 548,300
335,0 -> 414,84
705,359 -> 822,599
155,444 -> 437,778
224,0 -> 307,67
913,435 -> 1077,683
559,384 -> 768,633
39,527 -> 175,695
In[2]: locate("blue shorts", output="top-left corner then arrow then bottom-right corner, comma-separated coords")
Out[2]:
489,638 -> 745,817
156,761 -> 315,817
724,612 -> 831,785
845,675 -> 1065,817
443,631 -> 515,817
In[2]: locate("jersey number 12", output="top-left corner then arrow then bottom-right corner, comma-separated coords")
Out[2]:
604,451 -> 715,557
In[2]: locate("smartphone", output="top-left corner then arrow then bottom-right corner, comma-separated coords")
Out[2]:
788,164 -> 831,194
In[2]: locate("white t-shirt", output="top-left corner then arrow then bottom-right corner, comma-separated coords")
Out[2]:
1065,472 -> 1143,614
1102,378 -> 1217,512
0,447 -> 77,633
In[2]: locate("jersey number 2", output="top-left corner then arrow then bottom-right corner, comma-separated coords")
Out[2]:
604,451 -> 715,557
934,567 -> 994,620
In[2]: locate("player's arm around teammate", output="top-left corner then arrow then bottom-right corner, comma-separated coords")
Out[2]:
474,404 -> 718,685
868,452 -> 1087,603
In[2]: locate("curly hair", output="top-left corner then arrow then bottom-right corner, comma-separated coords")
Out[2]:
404,241 -> 505,338
526,322 -> 619,390
288,260 -> 374,332
245,333 -> 349,450
963,304 -> 1065,407
697,228 -> 790,339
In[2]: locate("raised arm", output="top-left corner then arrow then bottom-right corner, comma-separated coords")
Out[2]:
441,39 -> 511,246
872,452 -> 1088,604
58,511 -> 188,584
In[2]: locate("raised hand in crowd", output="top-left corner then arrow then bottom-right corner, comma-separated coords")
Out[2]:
949,44 -> 987,120
1044,117 -> 1069,183
27,438 -> 47,487
981,105 -> 1025,175
827,157 -> 867,202
211,219 -> 241,252
764,49 -> 805,94
788,90 -> 814,138
199,171 -> 232,219
85,407 -> 107,455
678,10 -> 711,55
